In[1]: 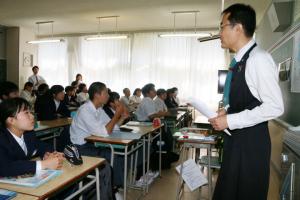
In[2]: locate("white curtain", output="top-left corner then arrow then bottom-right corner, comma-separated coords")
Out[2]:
38,32 -> 229,108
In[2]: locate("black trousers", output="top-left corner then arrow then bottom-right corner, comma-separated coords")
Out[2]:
213,122 -> 271,200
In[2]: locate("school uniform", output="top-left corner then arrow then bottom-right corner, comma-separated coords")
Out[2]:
20,90 -> 36,107
164,97 -> 178,109
0,128 -> 52,177
213,40 -> 284,200
63,94 -> 80,107
76,92 -> 89,104
154,97 -> 168,112
135,97 -> 156,121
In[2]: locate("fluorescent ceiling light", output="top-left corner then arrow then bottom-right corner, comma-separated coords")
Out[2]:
27,39 -> 64,44
85,35 -> 128,41
159,33 -> 211,38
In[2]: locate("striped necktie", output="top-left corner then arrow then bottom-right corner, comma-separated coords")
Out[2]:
222,58 -> 237,106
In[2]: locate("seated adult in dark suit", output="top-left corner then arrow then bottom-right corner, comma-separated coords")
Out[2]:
63,86 -> 79,107
164,88 -> 179,109
0,98 -> 64,177
35,85 -> 70,121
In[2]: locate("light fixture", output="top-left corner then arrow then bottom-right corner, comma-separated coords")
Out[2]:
85,16 -> 128,41
27,21 -> 64,44
158,11 -> 211,38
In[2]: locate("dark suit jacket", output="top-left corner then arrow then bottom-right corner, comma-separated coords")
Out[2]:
35,93 -> 70,120
165,97 -> 178,109
63,95 -> 80,107
0,129 -> 53,177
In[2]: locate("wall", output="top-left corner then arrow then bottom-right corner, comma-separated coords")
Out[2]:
6,27 -> 19,85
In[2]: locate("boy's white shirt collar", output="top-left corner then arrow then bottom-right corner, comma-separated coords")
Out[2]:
234,38 -> 255,62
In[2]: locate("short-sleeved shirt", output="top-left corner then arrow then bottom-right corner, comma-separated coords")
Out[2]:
70,100 -> 108,145
135,97 -> 156,121
154,97 -> 168,112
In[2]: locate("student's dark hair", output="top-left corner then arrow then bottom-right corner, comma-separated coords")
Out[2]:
0,97 -> 31,128
76,74 -> 82,79
172,87 -> 178,91
106,91 -> 120,106
222,4 -> 256,38
50,85 -> 64,95
32,65 -> 39,71
123,88 -> 129,94
0,81 -> 19,99
166,88 -> 175,97
156,89 -> 166,96
37,83 -> 49,95
65,86 -> 75,93
77,83 -> 86,93
23,82 -> 33,90
71,81 -> 78,87
88,82 -> 106,100
141,83 -> 155,97
133,88 -> 141,96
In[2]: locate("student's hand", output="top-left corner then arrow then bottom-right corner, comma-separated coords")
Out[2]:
217,108 -> 227,117
43,151 -> 64,160
208,115 -> 228,131
41,156 -> 64,170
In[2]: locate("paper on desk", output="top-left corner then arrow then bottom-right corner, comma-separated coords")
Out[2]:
176,159 -> 207,191
187,97 -> 231,136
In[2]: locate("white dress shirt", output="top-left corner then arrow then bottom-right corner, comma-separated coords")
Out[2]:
102,108 -> 120,131
76,92 -> 89,104
28,74 -> 46,90
154,97 -> 168,112
70,100 -> 108,145
135,97 -> 156,121
129,95 -> 142,104
7,129 -> 42,172
54,99 -> 60,111
226,39 -> 284,130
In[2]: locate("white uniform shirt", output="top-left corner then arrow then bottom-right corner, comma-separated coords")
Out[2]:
28,74 -> 46,91
135,97 -> 156,121
227,39 -> 284,130
154,97 -> 168,112
70,100 -> 108,145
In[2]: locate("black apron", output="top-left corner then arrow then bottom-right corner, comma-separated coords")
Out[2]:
213,43 -> 271,200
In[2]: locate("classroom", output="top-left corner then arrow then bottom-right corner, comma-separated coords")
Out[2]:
0,0 -> 299,200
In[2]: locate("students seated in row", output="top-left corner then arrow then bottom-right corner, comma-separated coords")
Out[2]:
0,81 -> 19,103
129,88 -> 142,111
64,86 -> 79,107
120,87 -> 134,112
154,89 -> 168,112
20,82 -> 36,107
70,82 -> 127,188
103,91 -> 129,130
135,83 -> 169,122
0,98 -> 64,177
165,88 -> 178,109
76,83 -> 89,104
35,85 -> 70,120
28,65 -> 46,92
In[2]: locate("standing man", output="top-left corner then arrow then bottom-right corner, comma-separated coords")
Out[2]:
209,4 -> 284,200
28,65 -> 46,92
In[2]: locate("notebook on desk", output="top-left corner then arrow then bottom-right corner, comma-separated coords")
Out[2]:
126,121 -> 152,127
104,131 -> 141,140
0,170 -> 62,188
0,189 -> 16,200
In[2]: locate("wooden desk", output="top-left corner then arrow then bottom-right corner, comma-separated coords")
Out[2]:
85,124 -> 162,200
14,194 -> 39,200
0,156 -> 105,200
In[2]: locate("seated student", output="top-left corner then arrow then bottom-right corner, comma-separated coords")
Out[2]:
35,85 -> 70,121
70,82 -> 127,189
75,73 -> 83,84
135,83 -> 169,122
20,82 -> 36,107
172,87 -> 180,106
64,86 -> 79,107
120,88 -> 134,112
76,83 -> 89,105
103,91 -> 130,129
165,88 -> 179,109
0,98 -> 64,177
0,81 -> 19,103
129,88 -> 142,111
154,89 -> 168,112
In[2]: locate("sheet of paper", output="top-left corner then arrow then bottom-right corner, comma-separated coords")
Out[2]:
187,97 -> 231,136
176,159 -> 208,191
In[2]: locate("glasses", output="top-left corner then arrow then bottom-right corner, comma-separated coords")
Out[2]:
219,23 -> 236,31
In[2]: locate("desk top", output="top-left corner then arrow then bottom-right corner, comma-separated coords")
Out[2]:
14,193 -> 39,200
85,124 -> 162,145
34,118 -> 72,131
177,137 -> 217,145
0,156 -> 105,199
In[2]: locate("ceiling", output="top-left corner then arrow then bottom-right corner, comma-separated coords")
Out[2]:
0,0 -> 271,36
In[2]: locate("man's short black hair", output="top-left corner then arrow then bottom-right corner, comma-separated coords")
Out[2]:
156,89 -> 166,96
65,86 -> 75,93
0,97 -> 30,128
32,65 -> 39,71
50,85 -> 64,95
106,91 -> 120,106
37,83 -> 49,95
71,81 -> 78,87
0,81 -> 19,100
141,83 -> 155,97
76,74 -> 82,79
24,82 -> 33,90
88,82 -> 106,100
222,4 -> 256,38
78,83 -> 86,93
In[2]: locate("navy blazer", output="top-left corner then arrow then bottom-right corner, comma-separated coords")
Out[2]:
35,94 -> 70,120
63,95 -> 80,107
0,129 -> 53,177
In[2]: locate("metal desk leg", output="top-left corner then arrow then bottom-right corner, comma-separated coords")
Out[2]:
159,128 -> 162,177
146,134 -> 151,193
79,181 -> 83,200
143,137 -> 146,194
96,167 -> 100,200
124,146 -> 128,200
208,144 -> 212,200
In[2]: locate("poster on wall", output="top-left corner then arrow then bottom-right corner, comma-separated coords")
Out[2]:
291,30 -> 300,93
